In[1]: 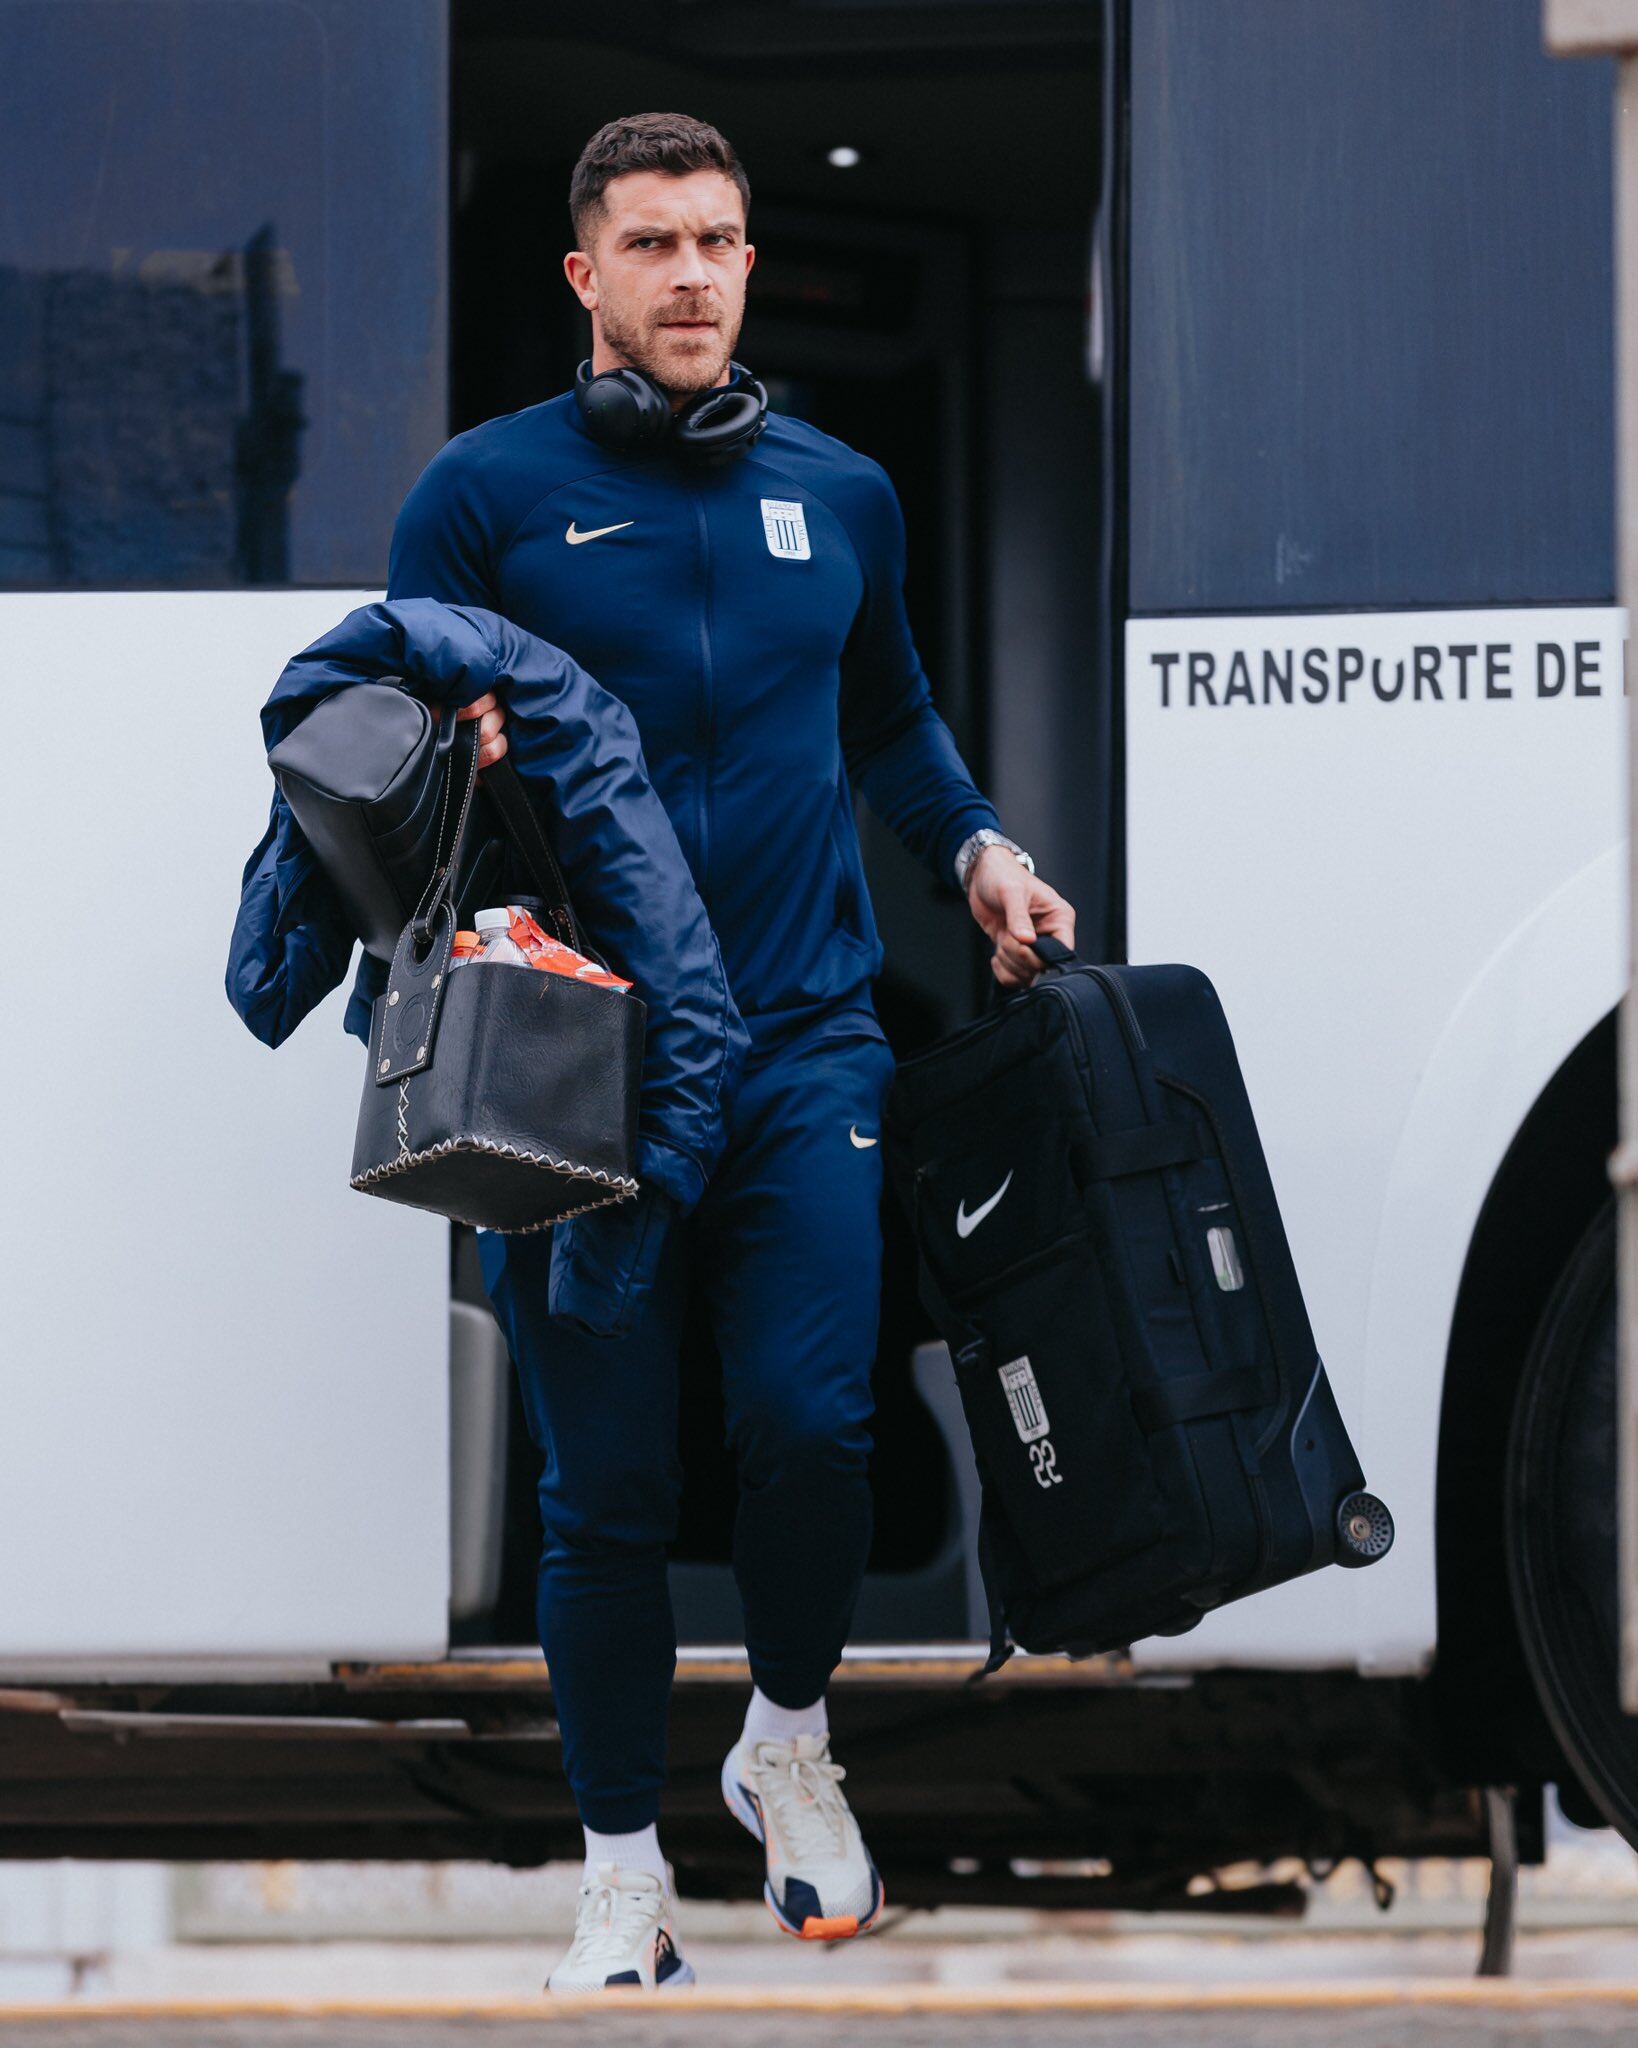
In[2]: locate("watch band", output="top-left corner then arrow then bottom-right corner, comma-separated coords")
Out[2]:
955,828 -> 1035,892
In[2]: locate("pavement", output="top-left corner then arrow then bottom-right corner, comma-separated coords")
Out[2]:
2,1992 -> 1638,2047
5,1935 -> 1638,2045
2,1927 -> 1637,2001
4,1835 -> 1638,2039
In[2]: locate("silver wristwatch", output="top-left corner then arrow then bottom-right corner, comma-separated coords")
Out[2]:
955,827 -> 1035,893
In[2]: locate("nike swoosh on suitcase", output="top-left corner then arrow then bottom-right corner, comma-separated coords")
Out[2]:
956,1168 -> 1014,1238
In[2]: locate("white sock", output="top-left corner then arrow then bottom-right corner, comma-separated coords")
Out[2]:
581,1822 -> 667,1885
741,1683 -> 828,1746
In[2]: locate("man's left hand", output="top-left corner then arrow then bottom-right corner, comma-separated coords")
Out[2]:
456,689 -> 508,771
966,846 -> 1077,989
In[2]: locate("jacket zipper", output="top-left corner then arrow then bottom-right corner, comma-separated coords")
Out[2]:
690,485 -> 715,891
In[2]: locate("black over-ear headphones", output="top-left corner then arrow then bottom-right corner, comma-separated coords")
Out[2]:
574,358 -> 768,467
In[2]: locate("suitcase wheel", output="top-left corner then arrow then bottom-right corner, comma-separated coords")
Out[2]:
1335,1490 -> 1395,1567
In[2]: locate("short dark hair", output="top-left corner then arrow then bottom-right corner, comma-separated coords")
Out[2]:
569,112 -> 750,253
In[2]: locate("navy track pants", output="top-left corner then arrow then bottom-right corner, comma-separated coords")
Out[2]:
477,1003 -> 897,1832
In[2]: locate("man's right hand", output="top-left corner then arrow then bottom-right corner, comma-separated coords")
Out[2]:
456,690 -> 508,770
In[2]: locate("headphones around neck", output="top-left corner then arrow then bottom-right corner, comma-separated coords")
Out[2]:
574,357 -> 768,467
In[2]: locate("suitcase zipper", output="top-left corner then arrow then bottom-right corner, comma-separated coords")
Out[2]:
1060,969 -> 1276,1582
1082,965 -> 1147,1050
1155,1070 -> 1295,1451
1060,973 -> 1282,1437
1152,1068 -> 1290,1582
894,994 -> 1008,1082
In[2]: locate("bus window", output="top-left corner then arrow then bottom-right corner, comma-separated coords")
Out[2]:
1128,0 -> 1614,613
0,0 -> 447,589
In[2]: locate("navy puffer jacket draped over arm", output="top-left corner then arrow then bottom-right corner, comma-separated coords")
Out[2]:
225,596 -> 749,1217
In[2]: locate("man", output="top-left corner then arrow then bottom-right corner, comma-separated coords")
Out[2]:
386,111 -> 1077,1992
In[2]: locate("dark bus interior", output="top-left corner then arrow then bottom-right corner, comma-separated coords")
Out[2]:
443,0 -> 1107,1650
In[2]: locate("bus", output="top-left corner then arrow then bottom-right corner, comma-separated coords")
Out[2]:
1,0 -> 1627,1921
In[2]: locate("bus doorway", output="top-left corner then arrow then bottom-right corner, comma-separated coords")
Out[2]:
444,0 -> 1109,1650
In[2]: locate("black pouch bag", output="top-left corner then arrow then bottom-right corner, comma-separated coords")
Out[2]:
883,936 -> 1392,1673
350,718 -> 646,1232
268,678 -> 462,962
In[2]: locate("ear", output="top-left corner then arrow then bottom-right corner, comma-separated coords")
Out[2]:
743,241 -> 756,280
563,249 -> 598,312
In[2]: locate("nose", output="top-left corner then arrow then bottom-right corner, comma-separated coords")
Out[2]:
669,239 -> 712,294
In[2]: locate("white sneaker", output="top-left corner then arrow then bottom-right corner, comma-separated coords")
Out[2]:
721,1729 -> 884,1940
545,1861 -> 696,1992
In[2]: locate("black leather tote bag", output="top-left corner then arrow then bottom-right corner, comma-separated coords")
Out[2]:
268,679 -> 459,962
350,720 -> 646,1232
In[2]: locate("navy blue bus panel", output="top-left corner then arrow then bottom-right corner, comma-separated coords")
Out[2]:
1126,0 -> 1614,615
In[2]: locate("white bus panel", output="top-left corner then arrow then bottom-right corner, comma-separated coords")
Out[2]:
0,591 -> 448,1677
1125,606 -> 1626,1675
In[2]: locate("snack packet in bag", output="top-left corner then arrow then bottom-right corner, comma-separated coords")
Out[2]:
506,907 -> 634,991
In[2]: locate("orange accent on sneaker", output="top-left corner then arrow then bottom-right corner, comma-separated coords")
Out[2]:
759,1882 -> 886,1943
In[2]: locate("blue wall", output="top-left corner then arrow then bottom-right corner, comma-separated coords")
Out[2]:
0,0 -> 447,587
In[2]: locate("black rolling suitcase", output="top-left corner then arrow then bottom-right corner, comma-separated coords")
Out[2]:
883,937 -> 1392,1671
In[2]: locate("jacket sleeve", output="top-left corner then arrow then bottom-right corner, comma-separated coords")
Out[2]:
837,461 -> 1001,890
224,788 -> 359,1050
386,440 -> 500,609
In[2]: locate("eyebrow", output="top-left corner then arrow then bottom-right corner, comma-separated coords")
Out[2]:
619,220 -> 741,240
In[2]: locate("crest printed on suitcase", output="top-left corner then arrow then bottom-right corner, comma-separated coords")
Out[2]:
999,1355 -> 1050,1443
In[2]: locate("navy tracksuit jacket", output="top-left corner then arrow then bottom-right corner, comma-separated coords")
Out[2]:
386,374 -> 1002,1828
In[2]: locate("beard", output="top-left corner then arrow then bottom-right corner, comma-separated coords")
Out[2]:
600,295 -> 741,397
